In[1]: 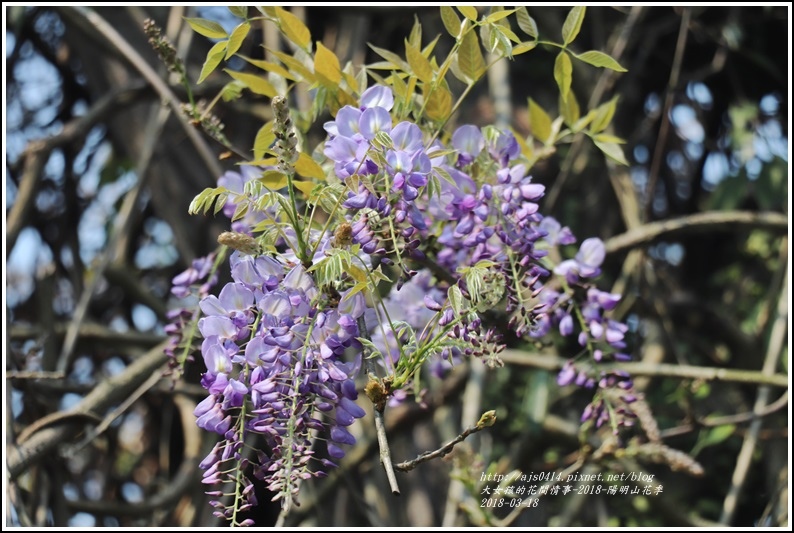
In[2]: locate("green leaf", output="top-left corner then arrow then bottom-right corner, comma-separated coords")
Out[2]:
424,84 -> 452,121
593,140 -> 628,165
574,50 -> 627,72
198,41 -> 228,84
314,42 -> 342,86
228,6 -> 248,19
294,152 -> 325,180
448,285 -> 465,318
561,6 -> 586,46
220,80 -> 246,102
239,56 -> 296,81
554,51 -> 573,101
590,97 -> 618,134
226,22 -> 250,59
528,98 -> 553,144
702,425 -> 736,447
515,7 -> 538,39
185,17 -> 228,39
559,90 -> 580,127
405,40 -> 434,84
224,69 -> 277,97
512,41 -> 537,56
275,7 -> 311,51
253,121 -> 274,161
440,6 -> 461,37
485,9 -> 516,24
260,169 -> 288,190
367,43 -> 410,72
269,49 -> 315,82
457,6 -> 479,21
593,132 -> 625,144
458,29 -> 486,82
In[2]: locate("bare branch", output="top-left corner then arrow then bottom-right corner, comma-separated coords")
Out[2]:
499,349 -> 789,388
604,210 -> 787,255
7,340 -> 169,480
394,410 -> 496,472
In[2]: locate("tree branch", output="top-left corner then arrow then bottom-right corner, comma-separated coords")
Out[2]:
394,410 -> 496,472
7,340 -> 169,480
499,349 -> 789,388
6,82 -> 148,255
604,210 -> 787,255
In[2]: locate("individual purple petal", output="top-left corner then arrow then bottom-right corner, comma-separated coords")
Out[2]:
334,105 -> 362,137
327,442 -> 346,459
330,425 -> 356,445
199,316 -> 238,340
359,107 -> 392,140
391,121 -> 423,152
559,314 -> 574,336
339,397 -> 366,419
218,283 -> 255,312
576,238 -> 606,271
557,361 -> 576,386
360,85 -> 394,110
452,125 -> 484,158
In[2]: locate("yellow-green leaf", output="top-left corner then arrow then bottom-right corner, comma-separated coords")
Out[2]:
198,41 -> 228,83
314,42 -> 342,86
405,41 -> 434,84
293,179 -> 317,197
348,265 -> 368,283
458,29 -> 485,82
228,6 -> 248,19
224,69 -> 277,97
270,49 -> 315,82
253,121 -> 274,161
424,84 -> 452,121
367,43 -> 410,72
457,6 -> 479,21
513,41 -> 537,56
528,98 -> 553,144
226,22 -> 250,59
590,97 -> 618,134
554,51 -> 572,101
559,89 -> 580,126
574,50 -> 627,72
275,7 -> 311,50
440,6 -> 461,37
515,7 -> 538,39
295,152 -> 325,180
593,133 -> 626,144
239,56 -> 296,81
260,170 -> 288,190
185,17 -> 228,39
593,140 -> 628,165
561,6 -> 586,46
485,9 -> 516,24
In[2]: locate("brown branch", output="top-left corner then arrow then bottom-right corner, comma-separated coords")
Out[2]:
499,349 -> 789,388
644,7 -> 691,219
604,210 -> 788,255
394,410 -> 496,472
9,322 -> 164,349
7,340 -> 169,480
358,315 -> 400,495
64,394 -> 202,518
6,82 -> 148,255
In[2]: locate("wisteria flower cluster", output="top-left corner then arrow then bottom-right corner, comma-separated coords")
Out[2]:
168,81 -> 639,524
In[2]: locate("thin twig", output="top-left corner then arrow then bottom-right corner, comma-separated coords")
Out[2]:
394,411 -> 496,472
604,210 -> 788,255
720,270 -> 788,524
66,369 -> 164,454
7,341 -> 170,480
499,349 -> 789,388
5,371 -> 66,380
644,7 -> 691,219
357,315 -> 401,495
6,83 -> 147,254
